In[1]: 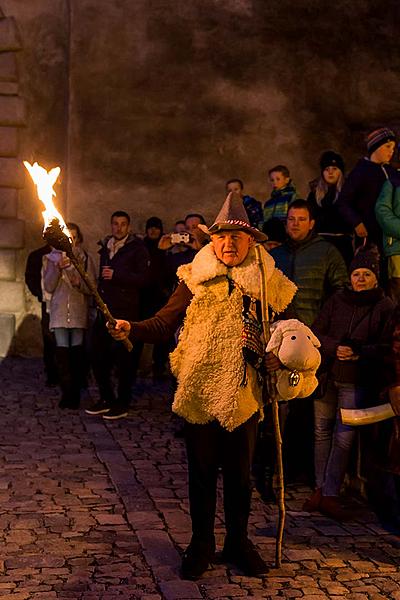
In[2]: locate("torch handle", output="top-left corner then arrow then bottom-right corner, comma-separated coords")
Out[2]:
68,254 -> 133,353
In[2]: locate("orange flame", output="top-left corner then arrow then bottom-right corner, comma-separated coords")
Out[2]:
23,161 -> 71,238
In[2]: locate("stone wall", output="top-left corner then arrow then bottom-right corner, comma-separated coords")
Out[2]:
0,7 -> 25,355
1,0 -> 400,355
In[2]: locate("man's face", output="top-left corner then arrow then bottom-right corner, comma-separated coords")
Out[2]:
269,171 -> 290,190
286,208 -> 315,242
174,222 -> 187,233
323,166 -> 341,185
370,141 -> 395,164
147,226 -> 162,240
185,216 -> 202,233
111,216 -> 130,240
226,181 -> 243,197
69,228 -> 79,247
211,230 -> 254,267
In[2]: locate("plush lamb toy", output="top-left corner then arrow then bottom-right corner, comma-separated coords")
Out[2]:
266,319 -> 321,400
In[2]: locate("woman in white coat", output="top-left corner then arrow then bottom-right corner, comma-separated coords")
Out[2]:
43,223 -> 96,408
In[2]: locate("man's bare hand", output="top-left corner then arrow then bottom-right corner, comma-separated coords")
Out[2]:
107,319 -> 131,340
102,266 -> 114,280
264,351 -> 282,372
336,345 -> 359,361
158,234 -> 173,250
354,222 -> 368,238
389,385 -> 400,416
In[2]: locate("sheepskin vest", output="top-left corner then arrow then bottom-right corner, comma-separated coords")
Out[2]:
170,243 -> 296,431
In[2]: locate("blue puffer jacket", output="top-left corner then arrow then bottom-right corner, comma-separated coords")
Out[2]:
375,179 -> 400,258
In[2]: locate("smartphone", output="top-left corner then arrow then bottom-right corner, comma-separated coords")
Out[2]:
171,232 -> 190,244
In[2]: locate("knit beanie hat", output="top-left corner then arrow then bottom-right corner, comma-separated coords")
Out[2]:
146,216 -> 163,232
320,150 -> 345,173
366,127 -> 396,156
349,248 -> 380,278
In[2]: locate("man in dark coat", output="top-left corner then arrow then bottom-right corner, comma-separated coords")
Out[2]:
25,243 -> 58,385
86,211 -> 150,420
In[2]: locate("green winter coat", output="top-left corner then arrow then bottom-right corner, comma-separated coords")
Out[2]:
375,179 -> 400,258
270,232 -> 348,326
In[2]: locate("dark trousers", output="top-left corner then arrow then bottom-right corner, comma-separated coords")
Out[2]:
184,412 -> 258,552
255,397 -> 314,486
90,314 -> 142,408
41,303 -> 58,382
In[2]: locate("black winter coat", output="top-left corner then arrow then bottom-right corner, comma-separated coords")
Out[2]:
336,158 -> 397,245
312,287 -> 394,387
98,234 -> 151,321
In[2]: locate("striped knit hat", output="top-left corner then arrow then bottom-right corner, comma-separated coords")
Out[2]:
366,127 -> 396,156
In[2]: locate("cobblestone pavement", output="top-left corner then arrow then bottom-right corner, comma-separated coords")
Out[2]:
0,357 -> 399,600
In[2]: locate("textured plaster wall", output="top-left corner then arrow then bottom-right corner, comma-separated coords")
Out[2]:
1,0 -> 400,354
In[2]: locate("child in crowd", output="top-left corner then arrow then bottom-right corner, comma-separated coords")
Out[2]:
263,165 -> 297,223
225,178 -> 263,229
336,127 -> 397,248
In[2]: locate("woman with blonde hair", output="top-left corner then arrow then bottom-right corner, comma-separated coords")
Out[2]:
308,151 -> 353,265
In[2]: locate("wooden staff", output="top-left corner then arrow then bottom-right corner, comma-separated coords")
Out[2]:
255,244 -> 285,568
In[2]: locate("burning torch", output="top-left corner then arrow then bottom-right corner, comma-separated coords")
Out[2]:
24,161 -> 133,353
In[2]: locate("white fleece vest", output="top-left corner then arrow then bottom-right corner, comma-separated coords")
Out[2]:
170,244 -> 296,431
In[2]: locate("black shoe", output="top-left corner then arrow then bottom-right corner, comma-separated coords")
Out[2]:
58,397 -> 80,410
103,406 -> 128,420
222,539 -> 269,577
181,544 -> 213,580
85,401 -> 110,415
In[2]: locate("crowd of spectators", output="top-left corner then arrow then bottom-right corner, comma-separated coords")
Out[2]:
25,126 -> 400,533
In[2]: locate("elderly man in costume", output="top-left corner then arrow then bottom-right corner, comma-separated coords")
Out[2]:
110,193 -> 296,579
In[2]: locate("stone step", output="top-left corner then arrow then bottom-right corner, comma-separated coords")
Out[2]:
0,158 -> 24,188
0,312 -> 15,356
0,216 -> 24,248
0,248 -> 16,279
0,187 -> 17,217
0,280 -> 24,312
0,52 -> 17,82
0,17 -> 21,52
0,126 -> 18,157
0,96 -> 25,126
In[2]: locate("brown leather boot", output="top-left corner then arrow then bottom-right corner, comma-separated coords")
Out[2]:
302,488 -> 322,512
319,495 -> 351,522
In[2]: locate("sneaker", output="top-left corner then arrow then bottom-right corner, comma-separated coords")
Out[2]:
85,401 -> 110,415
102,407 -> 128,420
222,539 -> 269,577
181,543 -> 214,580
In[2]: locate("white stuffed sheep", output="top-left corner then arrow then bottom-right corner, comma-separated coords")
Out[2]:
266,319 -> 321,400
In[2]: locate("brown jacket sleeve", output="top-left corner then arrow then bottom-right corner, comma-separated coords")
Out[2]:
130,281 -> 193,343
